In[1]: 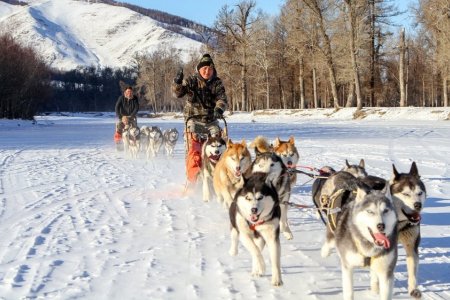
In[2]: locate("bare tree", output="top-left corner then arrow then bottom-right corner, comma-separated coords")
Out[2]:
215,0 -> 261,111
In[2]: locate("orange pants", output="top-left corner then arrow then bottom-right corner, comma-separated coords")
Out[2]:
185,133 -> 204,183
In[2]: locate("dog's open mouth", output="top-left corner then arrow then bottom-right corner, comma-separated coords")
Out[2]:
250,213 -> 260,222
368,228 -> 391,249
208,154 -> 221,162
401,208 -> 421,223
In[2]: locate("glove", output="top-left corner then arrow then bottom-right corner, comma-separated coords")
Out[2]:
174,67 -> 184,84
213,107 -> 223,119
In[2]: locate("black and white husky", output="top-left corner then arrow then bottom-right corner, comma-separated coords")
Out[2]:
326,181 -> 398,300
162,128 -> 179,157
141,126 -> 163,159
229,174 -> 283,286
390,162 -> 426,298
248,136 -> 293,240
122,126 -> 140,159
201,136 -> 226,202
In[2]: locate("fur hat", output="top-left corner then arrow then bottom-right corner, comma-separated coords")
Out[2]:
196,53 -> 214,71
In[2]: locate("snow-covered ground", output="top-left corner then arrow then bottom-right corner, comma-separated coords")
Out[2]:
0,108 -> 449,299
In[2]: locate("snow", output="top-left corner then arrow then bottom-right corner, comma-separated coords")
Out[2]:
0,0 -> 203,70
0,107 -> 449,299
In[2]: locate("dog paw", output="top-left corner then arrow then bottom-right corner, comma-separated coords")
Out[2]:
410,288 -> 421,298
370,284 -> 379,295
271,277 -> 283,287
321,244 -> 331,258
282,231 -> 293,240
228,248 -> 238,256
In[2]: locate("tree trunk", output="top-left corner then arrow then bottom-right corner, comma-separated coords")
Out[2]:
399,28 -> 406,107
443,74 -> 448,107
313,67 -> 318,108
345,82 -> 355,107
299,56 -> 305,109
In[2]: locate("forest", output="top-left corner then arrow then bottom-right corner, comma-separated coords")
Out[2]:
0,0 -> 449,119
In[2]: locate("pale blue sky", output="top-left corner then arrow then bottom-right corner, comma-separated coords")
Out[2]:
124,0 -> 285,27
124,0 -> 414,29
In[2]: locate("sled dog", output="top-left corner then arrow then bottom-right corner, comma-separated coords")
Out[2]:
331,181 -> 398,300
139,125 -> 150,154
201,136 -> 226,202
273,136 -> 300,187
390,162 -> 426,298
249,136 -> 294,240
342,159 -> 368,178
311,166 -> 337,223
213,139 -> 252,208
143,126 -> 163,158
229,174 -> 283,286
163,128 -> 179,157
122,126 -> 140,159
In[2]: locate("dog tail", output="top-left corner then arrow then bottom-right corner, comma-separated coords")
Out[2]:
250,135 -> 272,153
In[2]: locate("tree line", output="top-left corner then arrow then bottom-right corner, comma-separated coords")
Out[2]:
1,0 -> 448,120
135,0 -> 449,112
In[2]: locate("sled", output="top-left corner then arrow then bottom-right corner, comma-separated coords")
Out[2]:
183,114 -> 228,192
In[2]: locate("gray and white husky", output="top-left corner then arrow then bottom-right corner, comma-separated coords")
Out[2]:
122,126 -> 140,159
144,126 -> 163,159
343,158 -> 368,178
390,161 -> 426,298
163,128 -> 179,157
201,136 -> 226,202
248,136 -> 293,240
229,174 -> 283,286
327,181 -> 398,300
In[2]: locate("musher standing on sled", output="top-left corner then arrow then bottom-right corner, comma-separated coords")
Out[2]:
172,53 -> 228,185
114,86 -> 139,143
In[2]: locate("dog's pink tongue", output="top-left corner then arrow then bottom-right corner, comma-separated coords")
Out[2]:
410,212 -> 421,222
373,233 -> 391,249
251,214 -> 258,222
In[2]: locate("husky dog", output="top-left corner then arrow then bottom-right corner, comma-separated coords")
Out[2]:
201,136 -> 226,202
249,136 -> 294,240
390,162 -> 426,298
343,159 -> 368,178
311,166 -> 337,223
122,126 -> 140,159
139,125 -> 150,153
229,174 -> 283,286
163,128 -> 179,157
332,182 -> 398,300
213,139 -> 252,208
143,126 -> 163,159
273,136 -> 300,187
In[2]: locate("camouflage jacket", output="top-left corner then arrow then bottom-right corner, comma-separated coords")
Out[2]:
172,73 -> 227,123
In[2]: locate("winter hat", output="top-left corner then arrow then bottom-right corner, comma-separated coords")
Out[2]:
197,54 -> 214,71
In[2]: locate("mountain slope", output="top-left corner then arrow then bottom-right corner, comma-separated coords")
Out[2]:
0,0 -> 205,70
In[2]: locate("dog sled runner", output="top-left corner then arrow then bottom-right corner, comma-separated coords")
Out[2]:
183,114 -> 228,192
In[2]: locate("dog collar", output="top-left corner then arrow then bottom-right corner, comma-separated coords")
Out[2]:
248,220 -> 265,231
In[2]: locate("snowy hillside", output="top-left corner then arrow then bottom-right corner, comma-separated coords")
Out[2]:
0,0 -> 204,70
0,108 -> 449,299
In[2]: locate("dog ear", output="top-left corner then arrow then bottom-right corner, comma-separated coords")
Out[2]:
254,147 -> 262,156
345,159 -> 350,168
273,137 -> 281,148
240,139 -> 246,147
289,136 -> 295,145
409,161 -> 420,178
381,180 -> 392,201
392,164 -> 400,179
359,159 -> 365,168
227,139 -> 234,148
355,180 -> 370,202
